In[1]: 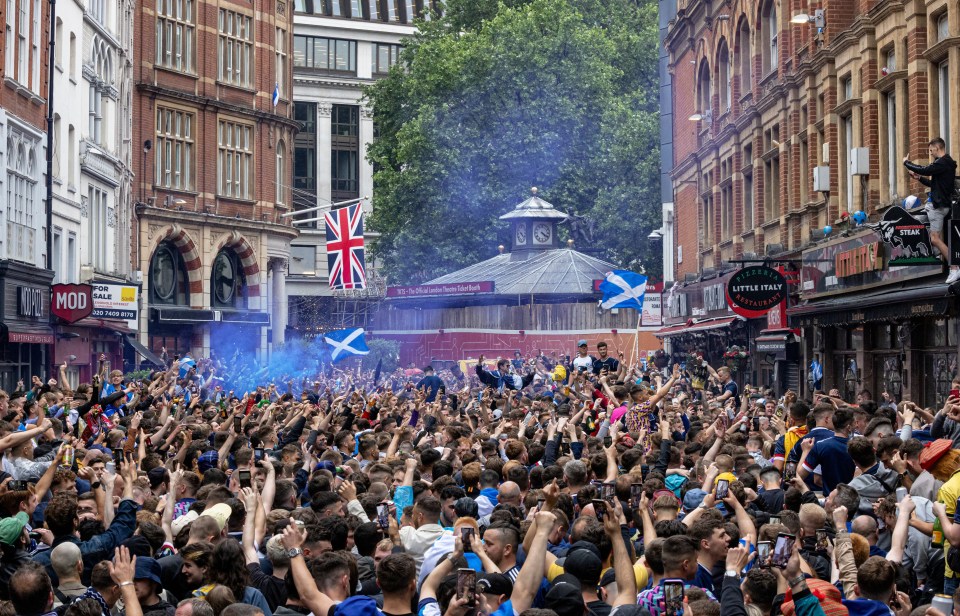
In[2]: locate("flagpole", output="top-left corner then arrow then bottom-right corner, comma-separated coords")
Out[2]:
282,196 -> 368,218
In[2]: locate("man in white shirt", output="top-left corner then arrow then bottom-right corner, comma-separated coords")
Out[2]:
569,340 -> 594,382
398,495 -> 449,577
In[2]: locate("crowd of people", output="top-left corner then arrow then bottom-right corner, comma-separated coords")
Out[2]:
0,340 -> 957,616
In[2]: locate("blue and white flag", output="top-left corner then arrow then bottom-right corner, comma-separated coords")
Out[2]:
324,327 -> 370,363
599,270 -> 647,310
810,360 -> 823,389
178,356 -> 197,379
272,83 -> 280,107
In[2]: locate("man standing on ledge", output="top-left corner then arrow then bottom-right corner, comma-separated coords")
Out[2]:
904,137 -> 958,283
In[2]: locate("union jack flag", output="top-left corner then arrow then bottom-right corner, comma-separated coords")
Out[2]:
324,202 -> 367,290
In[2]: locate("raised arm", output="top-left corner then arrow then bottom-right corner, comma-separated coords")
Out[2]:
281,522 -> 335,616
603,498 -> 636,606
511,510 -> 555,614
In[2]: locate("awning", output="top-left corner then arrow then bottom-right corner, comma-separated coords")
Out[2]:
655,316 -> 744,338
789,282 -> 950,327
65,317 -> 135,335
1,323 -> 54,345
755,330 -> 792,354
122,335 -> 165,367
153,308 -> 216,323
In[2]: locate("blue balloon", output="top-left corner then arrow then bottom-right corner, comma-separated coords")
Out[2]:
823,225 -> 832,235
853,210 -> 867,224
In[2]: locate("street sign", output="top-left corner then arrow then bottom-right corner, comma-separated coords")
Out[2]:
51,283 -> 94,324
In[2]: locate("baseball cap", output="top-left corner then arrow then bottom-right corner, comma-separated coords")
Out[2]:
566,540 -> 602,561
0,512 -> 28,546
133,556 -> 163,586
147,467 -> 169,489
199,503 -> 232,530
197,451 -> 219,473
564,548 -> 603,585
577,340 -> 588,347
477,573 -> 513,597
172,510 -> 199,535
545,574 -> 586,616
682,488 -> 708,511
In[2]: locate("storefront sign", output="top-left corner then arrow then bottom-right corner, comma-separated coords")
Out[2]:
387,281 -> 495,298
51,283 -> 94,324
726,267 -> 788,313
800,230 -> 941,299
91,283 -> 139,328
17,286 -> 44,318
756,337 -> 787,353
870,206 -> 941,265
641,293 -> 661,327
7,331 -> 54,344
950,220 -> 960,266
835,241 -> 883,278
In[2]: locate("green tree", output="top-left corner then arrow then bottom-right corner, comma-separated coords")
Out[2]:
365,0 -> 661,283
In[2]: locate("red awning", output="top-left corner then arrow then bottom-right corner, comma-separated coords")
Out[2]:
64,318 -> 135,335
655,316 -> 744,338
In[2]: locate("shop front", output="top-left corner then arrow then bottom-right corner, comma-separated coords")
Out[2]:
0,262 -> 54,390
789,230 -> 951,405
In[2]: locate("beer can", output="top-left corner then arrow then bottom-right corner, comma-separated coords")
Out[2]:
932,595 -> 952,615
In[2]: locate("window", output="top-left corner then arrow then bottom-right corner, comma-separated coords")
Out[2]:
276,27 -> 287,99
737,17 -> 751,97
52,228 -> 62,283
89,84 -> 102,144
294,0 -> 314,12
761,0 -> 778,75
331,105 -> 359,200
939,61 -> 951,151
88,40 -> 112,146
938,12 -> 950,42
841,76 -> 853,101
325,0 -> 343,16
743,172 -> 754,230
3,0 -> 12,77
717,40 -> 730,111
696,61 -> 711,118
150,242 -> 189,305
386,0 -> 399,21
294,102 -> 318,228
764,156 -> 779,220
31,0 -> 39,91
69,32 -> 76,78
885,91 -> 898,200
18,0 -> 27,82
90,0 -> 104,24
218,119 -> 253,199
703,195 -> 713,245
277,140 -> 286,205
68,125 -> 76,186
293,36 -> 357,73
55,18 -> 62,67
87,186 -> 108,271
403,0 -> 414,21
842,115 -> 854,212
156,106 -> 194,190
372,43 -> 401,74
218,9 -> 253,87
53,115 -> 61,179
350,0 -> 362,18
721,183 -> 733,238
368,0 -> 381,19
67,233 -> 77,283
799,137 -> 809,204
5,131 -> 39,264
884,48 -> 896,72
211,250 -> 248,309
156,0 -> 195,72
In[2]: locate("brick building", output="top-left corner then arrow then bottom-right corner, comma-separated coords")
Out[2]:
663,0 -> 960,404
0,0 -> 56,388
132,0 -> 299,360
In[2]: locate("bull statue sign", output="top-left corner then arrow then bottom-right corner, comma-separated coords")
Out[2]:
868,206 -> 941,266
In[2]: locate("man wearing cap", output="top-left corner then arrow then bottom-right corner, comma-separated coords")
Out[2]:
0,512 -> 31,598
133,556 -> 176,616
569,341 -> 594,382
563,544 -> 611,616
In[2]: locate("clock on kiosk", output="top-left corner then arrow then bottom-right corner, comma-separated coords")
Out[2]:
515,224 -> 527,246
532,222 -> 552,245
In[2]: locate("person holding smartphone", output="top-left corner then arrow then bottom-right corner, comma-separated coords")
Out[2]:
638,535 -> 717,615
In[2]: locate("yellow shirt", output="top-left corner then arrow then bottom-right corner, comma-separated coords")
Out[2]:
783,426 -> 809,457
937,472 -> 960,577
547,558 -> 649,590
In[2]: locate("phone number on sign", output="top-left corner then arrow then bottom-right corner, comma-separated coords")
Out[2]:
91,309 -> 136,319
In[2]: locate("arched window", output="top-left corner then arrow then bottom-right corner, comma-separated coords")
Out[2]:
150,242 -> 190,306
717,39 -> 730,111
277,140 -> 286,205
211,249 -> 248,309
761,0 -> 778,75
737,17 -> 751,97
696,60 -> 711,117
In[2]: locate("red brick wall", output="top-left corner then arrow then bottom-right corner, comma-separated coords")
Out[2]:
0,0 -> 50,130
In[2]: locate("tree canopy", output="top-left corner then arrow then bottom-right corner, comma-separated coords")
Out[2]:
365,0 -> 661,284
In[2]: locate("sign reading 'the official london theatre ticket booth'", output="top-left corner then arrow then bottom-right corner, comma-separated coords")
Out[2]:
726,266 -> 788,313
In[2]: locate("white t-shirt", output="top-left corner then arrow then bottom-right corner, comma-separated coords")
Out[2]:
572,355 -> 594,373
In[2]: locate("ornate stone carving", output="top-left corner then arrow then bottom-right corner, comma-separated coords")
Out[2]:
80,195 -> 89,218
148,224 -> 165,239
361,107 -> 374,120
107,207 -> 116,227
317,103 -> 333,118
277,0 -> 285,14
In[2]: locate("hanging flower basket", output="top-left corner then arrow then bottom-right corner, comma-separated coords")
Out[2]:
686,352 -> 709,390
723,346 -> 749,373
652,350 -> 670,369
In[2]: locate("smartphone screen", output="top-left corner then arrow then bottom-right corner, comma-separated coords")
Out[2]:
113,448 -> 124,468
769,516 -> 781,527
715,479 -> 730,500
756,541 -> 771,568
537,499 -> 545,512
592,499 -> 607,523
630,483 -> 643,509
603,436 -> 613,447
784,462 -> 797,480
772,533 -> 796,568
254,447 -> 264,462
457,569 -> 476,606
601,482 -> 616,501
816,529 -> 829,552
662,579 -> 685,616
377,503 -> 390,529
238,470 -> 251,489
951,389 -> 960,399
461,526 -> 474,551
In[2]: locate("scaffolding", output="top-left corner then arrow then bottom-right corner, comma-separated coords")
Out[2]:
330,271 -> 388,329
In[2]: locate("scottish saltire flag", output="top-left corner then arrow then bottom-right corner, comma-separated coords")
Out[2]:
324,202 -> 367,290
810,360 -> 823,389
324,327 -> 370,363
178,356 -> 197,379
600,270 -> 647,310
272,83 -> 280,107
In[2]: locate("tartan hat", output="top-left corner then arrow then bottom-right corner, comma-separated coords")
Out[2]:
781,579 -> 847,616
